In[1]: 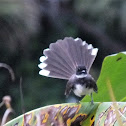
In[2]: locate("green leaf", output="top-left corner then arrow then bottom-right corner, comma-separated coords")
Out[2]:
4,52 -> 126,126
95,102 -> 126,126
5,103 -> 100,126
4,102 -> 126,126
82,52 -> 126,102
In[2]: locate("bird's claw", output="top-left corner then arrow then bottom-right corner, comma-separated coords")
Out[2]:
91,100 -> 94,105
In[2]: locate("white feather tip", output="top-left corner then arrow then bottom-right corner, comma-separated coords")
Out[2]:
91,48 -> 98,56
88,44 -> 93,49
75,38 -> 80,41
82,41 -> 86,46
39,56 -> 48,62
38,63 -> 47,69
39,69 -> 50,76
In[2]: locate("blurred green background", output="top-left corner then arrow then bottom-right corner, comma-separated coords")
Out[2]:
0,0 -> 126,119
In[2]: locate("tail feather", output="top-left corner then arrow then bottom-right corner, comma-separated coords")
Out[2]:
56,40 -> 76,71
88,48 -> 98,71
43,49 -> 72,74
67,38 -> 79,67
49,71 -> 70,79
39,37 -> 98,79
43,60 -> 72,77
81,42 -> 88,66
49,42 -> 75,72
46,66 -> 71,79
39,69 -> 69,79
74,38 -> 83,65
85,48 -> 93,70
62,38 -> 77,69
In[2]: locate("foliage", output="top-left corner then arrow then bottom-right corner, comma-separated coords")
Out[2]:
0,0 -> 126,119
3,102 -> 99,126
83,52 -> 126,102
75,0 -> 126,37
3,52 -> 126,125
4,102 -> 126,126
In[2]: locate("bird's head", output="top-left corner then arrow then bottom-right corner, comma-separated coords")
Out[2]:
76,66 -> 87,78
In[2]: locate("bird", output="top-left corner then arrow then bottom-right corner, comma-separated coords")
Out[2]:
38,37 -> 98,104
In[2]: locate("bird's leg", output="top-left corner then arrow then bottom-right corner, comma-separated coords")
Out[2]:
91,93 -> 94,105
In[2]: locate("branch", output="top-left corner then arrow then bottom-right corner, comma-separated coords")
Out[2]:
0,63 -> 15,81
1,108 -> 13,126
0,96 -> 13,126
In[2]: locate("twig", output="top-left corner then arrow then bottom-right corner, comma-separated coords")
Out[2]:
0,63 -> 15,81
0,96 -> 13,126
0,101 -> 4,108
19,77 -> 25,114
1,108 -> 13,126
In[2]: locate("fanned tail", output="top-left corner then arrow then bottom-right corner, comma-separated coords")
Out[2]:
38,37 -> 98,79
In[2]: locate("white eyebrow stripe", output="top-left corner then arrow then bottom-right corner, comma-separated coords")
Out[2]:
82,70 -> 86,72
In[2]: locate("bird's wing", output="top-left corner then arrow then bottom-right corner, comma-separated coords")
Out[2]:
64,79 -> 74,97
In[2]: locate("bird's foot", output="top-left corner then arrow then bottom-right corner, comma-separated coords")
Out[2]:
90,100 -> 94,105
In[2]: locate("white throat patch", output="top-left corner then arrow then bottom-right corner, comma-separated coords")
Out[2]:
76,74 -> 87,78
